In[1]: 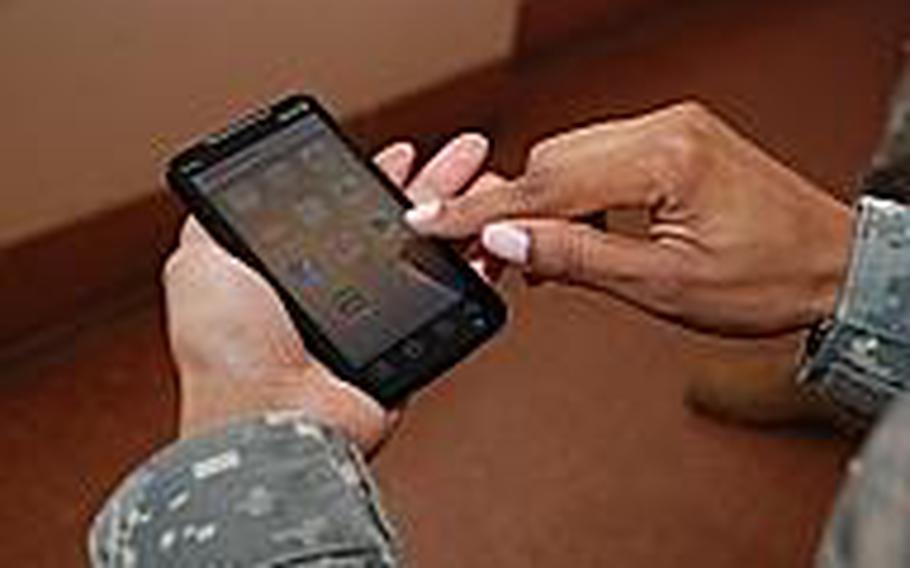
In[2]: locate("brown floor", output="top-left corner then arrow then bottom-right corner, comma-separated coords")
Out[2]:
4,0 -> 910,566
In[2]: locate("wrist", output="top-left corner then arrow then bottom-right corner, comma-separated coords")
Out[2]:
179,366 -> 392,455
805,201 -> 855,325
798,195 -> 910,427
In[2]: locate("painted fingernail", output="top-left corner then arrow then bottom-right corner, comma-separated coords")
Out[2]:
404,199 -> 443,228
482,223 -> 530,265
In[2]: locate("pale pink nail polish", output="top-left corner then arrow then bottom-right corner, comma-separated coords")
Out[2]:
404,200 -> 443,228
482,223 -> 530,265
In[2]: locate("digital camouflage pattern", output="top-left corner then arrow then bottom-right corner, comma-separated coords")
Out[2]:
90,414 -> 399,567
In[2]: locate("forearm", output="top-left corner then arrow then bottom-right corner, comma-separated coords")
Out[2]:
90,413 -> 400,567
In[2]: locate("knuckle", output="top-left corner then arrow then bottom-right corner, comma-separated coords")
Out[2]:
162,245 -> 204,285
515,155 -> 567,215
653,101 -> 717,187
178,219 -> 195,246
669,100 -> 713,124
178,217 -> 206,247
553,229 -> 594,282
512,167 -> 551,212
528,136 -> 562,165
162,249 -> 190,287
562,234 -> 588,281
162,249 -> 185,280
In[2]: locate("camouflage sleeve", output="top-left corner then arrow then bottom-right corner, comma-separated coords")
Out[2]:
811,49 -> 910,567
795,49 -> 910,427
817,395 -> 910,568
89,413 -> 400,567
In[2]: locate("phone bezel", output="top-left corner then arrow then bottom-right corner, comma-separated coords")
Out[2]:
166,94 -> 506,407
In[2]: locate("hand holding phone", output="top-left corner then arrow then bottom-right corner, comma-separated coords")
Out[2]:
167,95 -> 507,408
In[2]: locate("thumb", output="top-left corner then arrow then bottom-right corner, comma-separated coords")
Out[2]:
481,219 -> 679,297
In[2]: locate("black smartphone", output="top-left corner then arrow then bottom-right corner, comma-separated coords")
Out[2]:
166,94 -> 507,407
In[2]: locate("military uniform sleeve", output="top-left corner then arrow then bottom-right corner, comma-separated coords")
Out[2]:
817,395 -> 910,568
89,413 -> 400,567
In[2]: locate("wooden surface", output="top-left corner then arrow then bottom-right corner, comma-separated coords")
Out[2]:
3,0 -> 910,566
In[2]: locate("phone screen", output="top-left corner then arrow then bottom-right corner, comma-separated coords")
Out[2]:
192,113 -> 466,368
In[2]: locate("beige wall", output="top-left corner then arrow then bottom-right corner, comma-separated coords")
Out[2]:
0,0 -> 519,245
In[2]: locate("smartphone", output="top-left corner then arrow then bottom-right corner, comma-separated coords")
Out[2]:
166,94 -> 507,407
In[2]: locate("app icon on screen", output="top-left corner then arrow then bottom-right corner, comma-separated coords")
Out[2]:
224,181 -> 263,214
336,174 -> 366,201
332,286 -> 372,320
285,258 -> 324,289
328,231 -> 366,264
368,210 -> 398,235
263,160 -> 300,196
293,196 -> 330,227
249,212 -> 293,248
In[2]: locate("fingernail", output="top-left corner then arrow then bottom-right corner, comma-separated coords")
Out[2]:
482,223 -> 530,265
404,200 -> 443,228
458,132 -> 490,155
